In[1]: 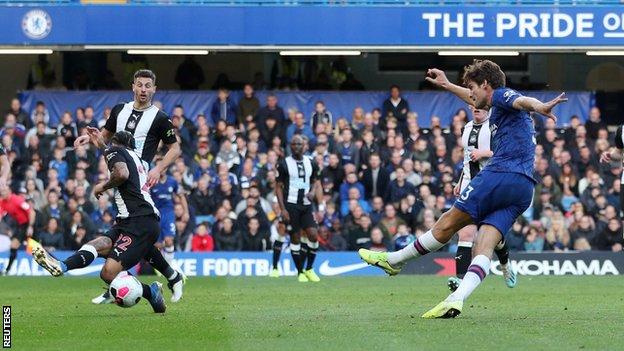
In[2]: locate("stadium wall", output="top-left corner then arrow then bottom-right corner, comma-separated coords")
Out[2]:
1,251 -> 621,277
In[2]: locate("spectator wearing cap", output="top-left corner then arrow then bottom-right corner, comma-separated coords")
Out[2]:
211,88 -> 237,127
191,223 -> 214,252
38,217 -> 65,251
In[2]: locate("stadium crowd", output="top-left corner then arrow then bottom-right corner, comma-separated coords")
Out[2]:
0,85 -> 621,256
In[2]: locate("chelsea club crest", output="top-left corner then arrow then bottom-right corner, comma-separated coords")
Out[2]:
22,9 -> 52,40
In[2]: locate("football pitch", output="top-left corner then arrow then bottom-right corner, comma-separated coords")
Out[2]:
3,275 -> 622,351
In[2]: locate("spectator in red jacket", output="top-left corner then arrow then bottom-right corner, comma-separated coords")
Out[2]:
191,223 -> 214,252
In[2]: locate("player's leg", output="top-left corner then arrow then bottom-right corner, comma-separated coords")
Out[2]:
359,206 -> 473,275
145,245 -> 185,302
423,224 -> 501,319
448,225 -> 477,292
4,237 -> 20,275
286,205 -> 307,282
34,236 -> 112,277
270,222 -> 287,277
300,234 -> 309,272
108,219 -> 167,313
494,238 -> 516,288
303,225 -> 320,282
160,212 -> 177,265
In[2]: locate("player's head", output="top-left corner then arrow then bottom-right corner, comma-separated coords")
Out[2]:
111,131 -> 136,150
290,135 -> 304,158
462,60 -> 506,110
132,69 -> 157,105
469,105 -> 489,123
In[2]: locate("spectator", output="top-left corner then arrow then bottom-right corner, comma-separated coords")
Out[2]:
347,215 -> 373,250
570,215 -> 596,250
386,167 -> 416,205
29,101 -> 50,126
38,217 -> 65,251
211,88 -> 237,127
238,84 -> 260,129
367,226 -> 390,252
339,170 -> 365,203
318,224 -> 347,251
256,94 -> 286,128
544,214 -> 570,251
191,223 -> 214,252
594,218 -> 623,251
585,107 -> 606,140
56,112 -> 78,146
286,112 -> 315,145
310,101 -> 333,131
6,98 -> 30,129
241,217 -> 270,251
378,204 -> 406,240
214,217 -> 242,251
362,153 -> 390,201
336,128 -> 359,167
524,224 -> 545,252
382,85 -> 409,134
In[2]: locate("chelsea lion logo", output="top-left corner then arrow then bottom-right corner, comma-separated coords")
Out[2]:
22,9 -> 52,40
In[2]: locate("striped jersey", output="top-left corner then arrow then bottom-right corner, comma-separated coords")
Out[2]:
461,117 -> 492,181
103,145 -> 159,219
104,102 -> 177,163
276,156 -> 319,206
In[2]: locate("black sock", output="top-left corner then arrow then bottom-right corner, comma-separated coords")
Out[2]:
145,246 -> 176,280
306,243 -> 318,271
291,248 -> 304,274
63,249 -> 96,271
5,248 -> 17,273
495,240 -> 510,266
272,240 -> 283,269
141,283 -> 153,300
455,244 -> 472,279
300,243 -> 309,271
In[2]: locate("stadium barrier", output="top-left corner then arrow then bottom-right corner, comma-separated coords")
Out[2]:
1,251 -> 620,277
19,90 -> 591,128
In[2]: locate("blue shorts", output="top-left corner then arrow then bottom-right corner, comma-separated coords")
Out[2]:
158,210 -> 176,242
454,170 -> 534,236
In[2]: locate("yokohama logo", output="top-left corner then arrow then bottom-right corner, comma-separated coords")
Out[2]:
490,259 -> 620,276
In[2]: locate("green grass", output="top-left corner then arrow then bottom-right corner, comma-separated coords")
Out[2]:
3,275 -> 623,350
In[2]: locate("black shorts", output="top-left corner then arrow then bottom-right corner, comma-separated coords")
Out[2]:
106,214 -> 160,270
12,223 -> 28,243
285,203 -> 317,234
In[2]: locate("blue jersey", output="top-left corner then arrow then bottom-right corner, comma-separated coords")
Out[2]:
486,88 -> 536,182
150,176 -> 178,212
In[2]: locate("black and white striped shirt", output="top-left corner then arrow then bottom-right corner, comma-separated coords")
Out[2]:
461,118 -> 493,181
104,102 -> 177,163
104,146 -> 159,219
276,156 -> 319,206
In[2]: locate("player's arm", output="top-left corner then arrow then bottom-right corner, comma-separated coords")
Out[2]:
469,148 -> 493,161
425,68 -> 473,106
26,203 -> 36,238
275,160 -> 289,222
94,149 -> 129,198
148,116 -> 181,187
511,93 -> 567,122
76,104 -> 121,149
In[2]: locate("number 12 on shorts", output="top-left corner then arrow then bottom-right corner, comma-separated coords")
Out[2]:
460,185 -> 474,201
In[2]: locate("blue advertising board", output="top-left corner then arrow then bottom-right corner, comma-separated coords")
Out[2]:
4,6 -> 624,46
1,251 -> 621,277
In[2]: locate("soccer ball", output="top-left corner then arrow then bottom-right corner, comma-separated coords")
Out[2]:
109,271 -> 143,308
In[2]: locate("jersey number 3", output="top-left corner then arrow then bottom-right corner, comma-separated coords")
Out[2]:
460,185 -> 474,201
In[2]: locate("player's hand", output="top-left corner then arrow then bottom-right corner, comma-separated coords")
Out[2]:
74,135 -> 90,148
281,210 -> 290,224
425,68 -> 450,89
600,151 -> 612,163
469,149 -> 486,161
535,92 -> 568,123
453,182 -> 461,197
26,226 -> 34,238
147,167 -> 161,188
93,183 -> 106,199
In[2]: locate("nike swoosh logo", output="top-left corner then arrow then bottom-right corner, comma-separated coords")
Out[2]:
318,260 -> 369,276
